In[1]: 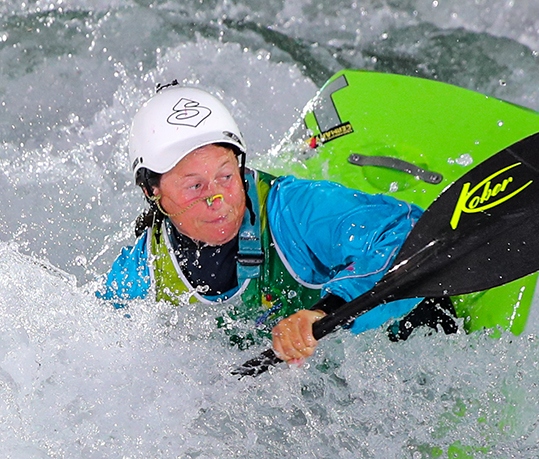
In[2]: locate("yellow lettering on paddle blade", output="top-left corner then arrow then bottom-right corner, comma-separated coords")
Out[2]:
449,162 -> 532,230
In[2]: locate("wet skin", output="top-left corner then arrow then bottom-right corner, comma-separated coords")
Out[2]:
154,145 -> 246,246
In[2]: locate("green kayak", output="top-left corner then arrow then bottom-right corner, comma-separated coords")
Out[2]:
267,69 -> 539,335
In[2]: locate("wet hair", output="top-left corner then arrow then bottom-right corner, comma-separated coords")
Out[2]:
133,168 -> 162,238
135,167 -> 162,200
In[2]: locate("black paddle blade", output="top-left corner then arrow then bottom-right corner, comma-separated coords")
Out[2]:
388,131 -> 539,299
313,132 -> 539,340
230,349 -> 281,377
314,132 -> 539,339
233,132 -> 539,377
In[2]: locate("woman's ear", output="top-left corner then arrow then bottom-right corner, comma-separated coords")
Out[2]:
142,185 -> 159,199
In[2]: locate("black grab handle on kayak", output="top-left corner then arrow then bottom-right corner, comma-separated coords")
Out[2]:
348,153 -> 443,184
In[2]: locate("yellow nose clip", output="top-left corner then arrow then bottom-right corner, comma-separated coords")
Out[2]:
206,194 -> 223,206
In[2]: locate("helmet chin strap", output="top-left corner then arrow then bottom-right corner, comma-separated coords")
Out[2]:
150,194 -> 224,218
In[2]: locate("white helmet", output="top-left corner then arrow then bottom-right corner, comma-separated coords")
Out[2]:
129,84 -> 246,178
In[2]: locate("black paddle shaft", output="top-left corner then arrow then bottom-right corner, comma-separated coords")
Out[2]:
233,132 -> 539,377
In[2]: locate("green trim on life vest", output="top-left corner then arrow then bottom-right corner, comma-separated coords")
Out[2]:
150,223 -> 196,306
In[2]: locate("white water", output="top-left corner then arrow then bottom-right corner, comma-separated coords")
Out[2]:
1,1 -> 539,457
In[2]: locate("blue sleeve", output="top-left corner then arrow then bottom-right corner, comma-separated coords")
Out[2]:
95,231 -> 152,306
266,175 -> 423,334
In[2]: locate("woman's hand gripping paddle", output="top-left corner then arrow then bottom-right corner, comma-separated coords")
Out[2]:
232,132 -> 539,378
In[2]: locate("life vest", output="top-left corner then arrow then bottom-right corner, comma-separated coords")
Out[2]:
148,169 -> 321,348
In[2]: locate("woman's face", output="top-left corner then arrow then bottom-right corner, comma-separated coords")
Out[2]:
154,144 -> 246,246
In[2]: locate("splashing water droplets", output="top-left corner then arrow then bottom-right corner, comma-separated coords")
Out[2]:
1,1 -> 539,457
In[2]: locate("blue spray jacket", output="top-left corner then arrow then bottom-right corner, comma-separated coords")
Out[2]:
266,176 -> 422,334
97,174 -> 423,335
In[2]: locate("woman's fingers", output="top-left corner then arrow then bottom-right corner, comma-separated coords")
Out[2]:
272,310 -> 326,363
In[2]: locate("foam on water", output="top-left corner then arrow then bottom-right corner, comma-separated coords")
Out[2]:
3,238 -> 539,458
1,1 -> 539,457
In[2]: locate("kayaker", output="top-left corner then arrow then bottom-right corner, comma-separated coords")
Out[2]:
97,82 -> 457,365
